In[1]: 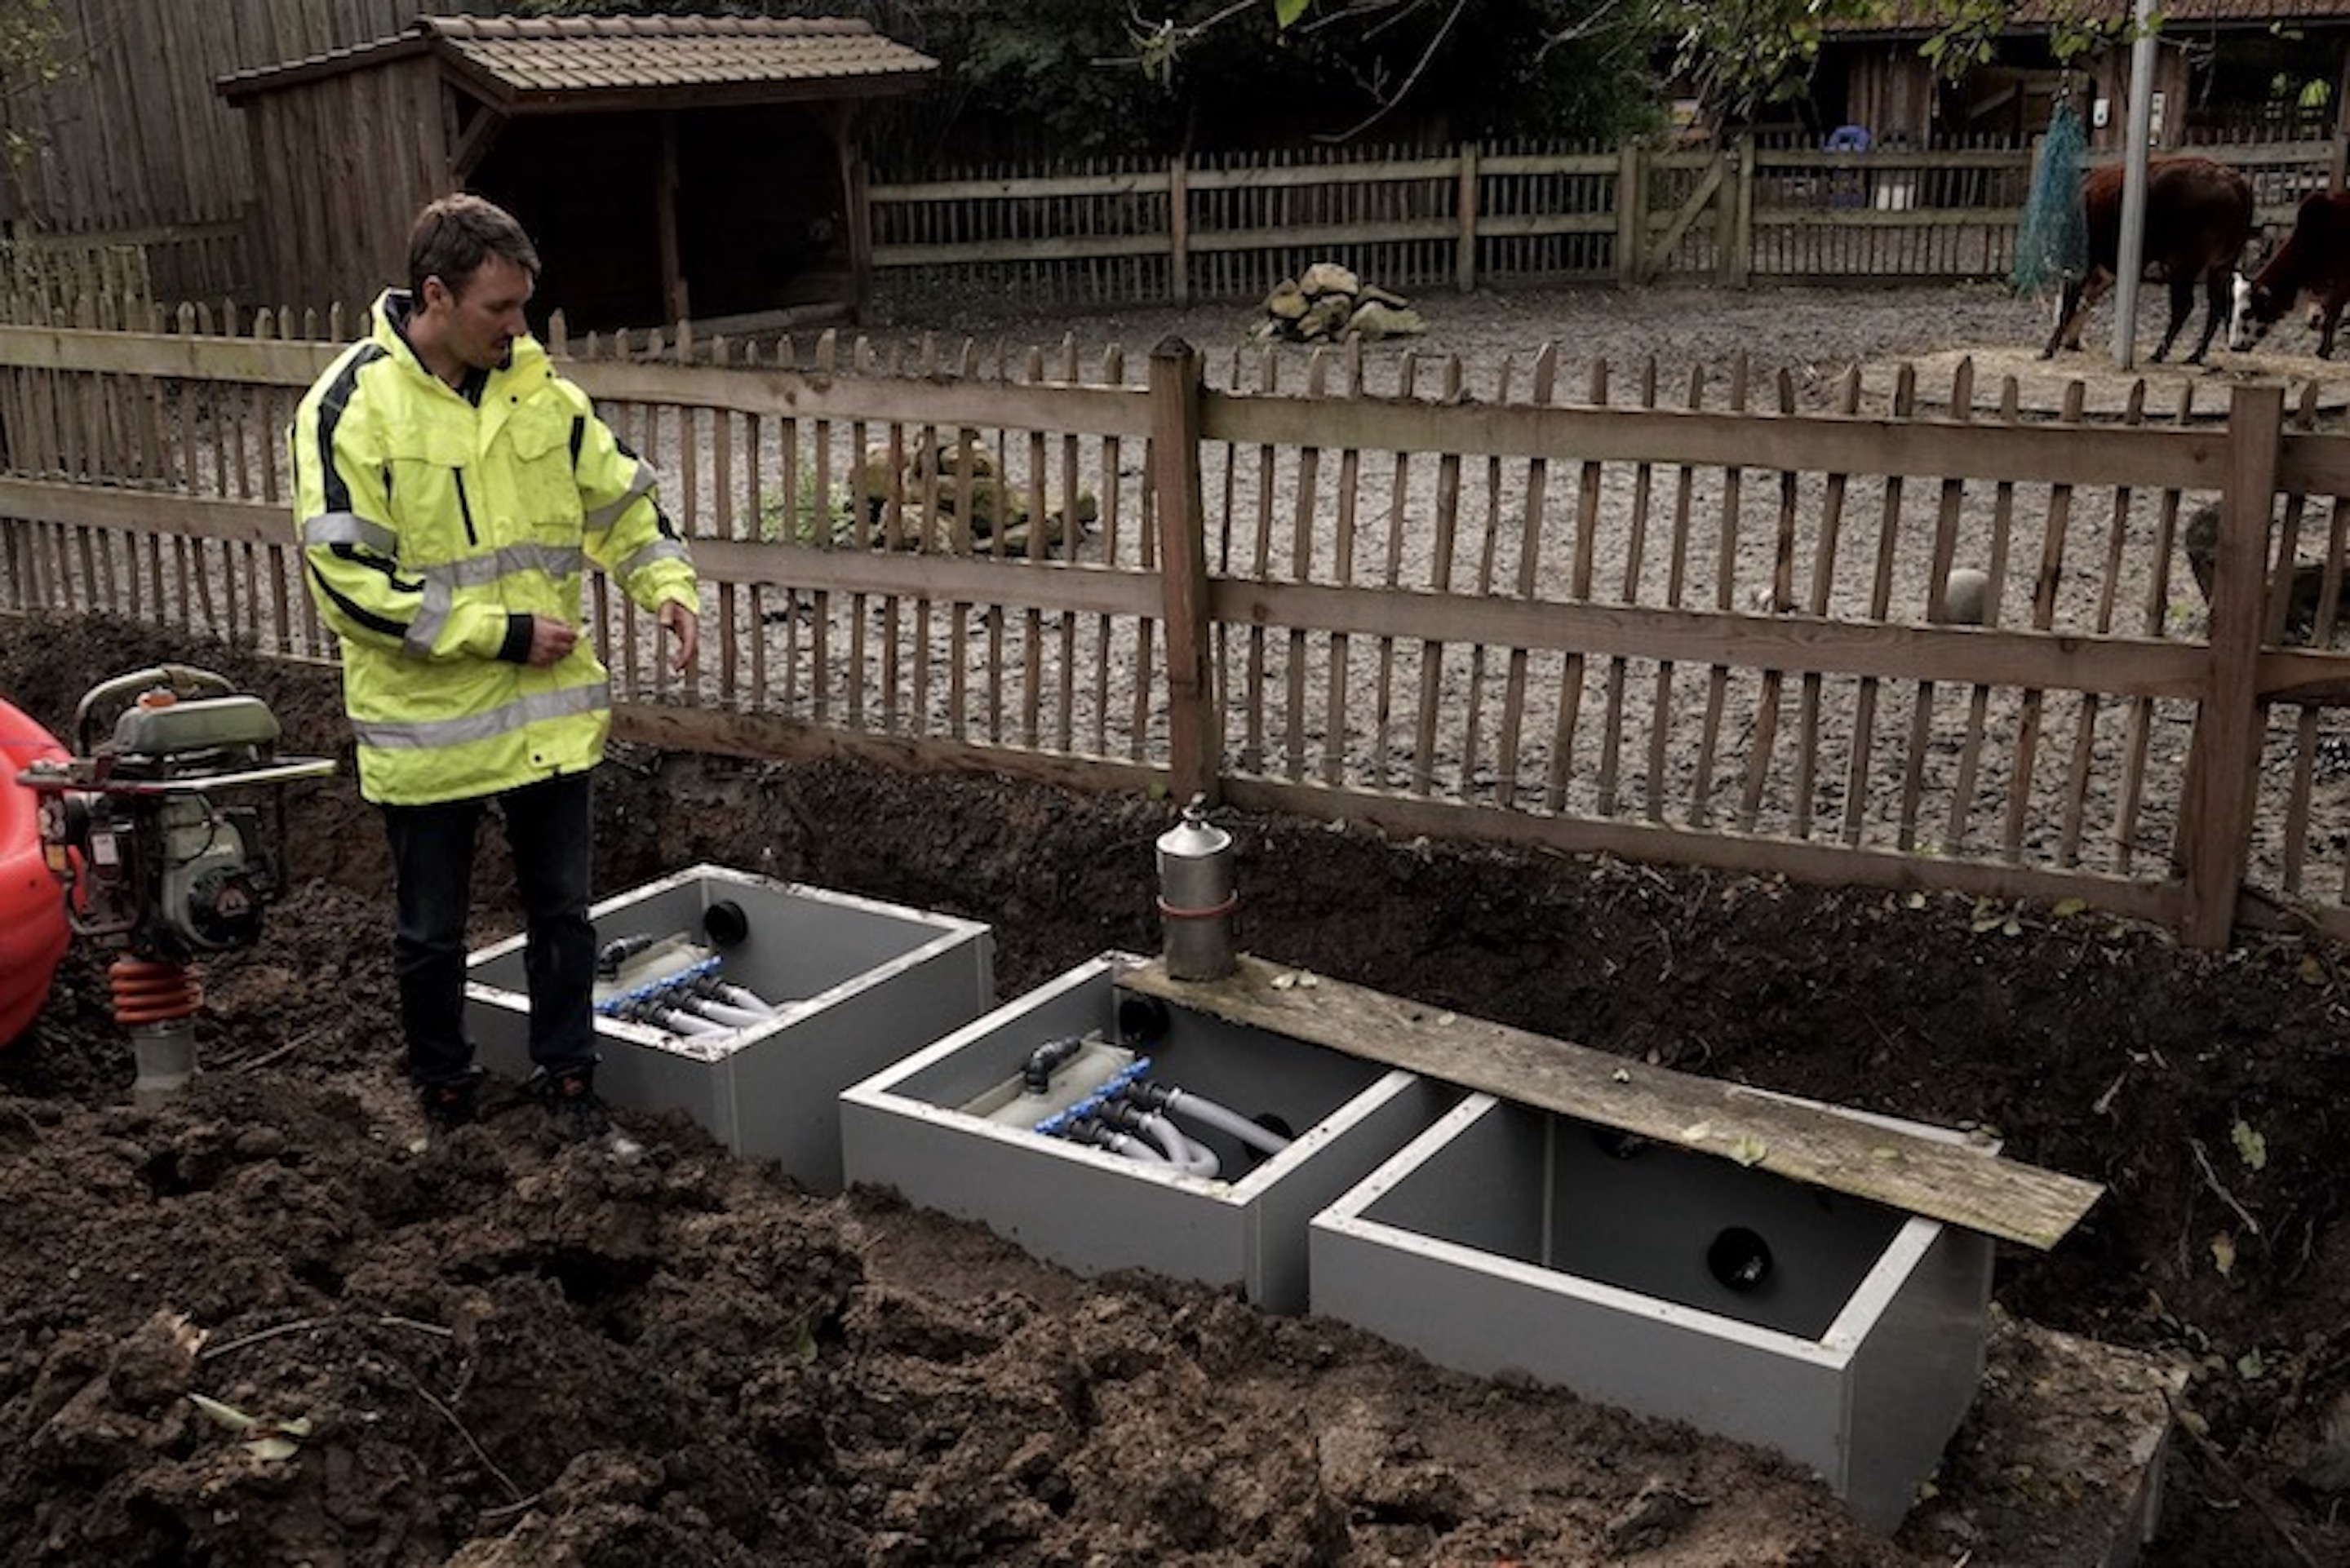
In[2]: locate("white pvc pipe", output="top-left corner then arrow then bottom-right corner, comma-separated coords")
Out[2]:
1164,1088 -> 1292,1156
686,996 -> 771,1029
1136,1112 -> 1219,1179
1088,1127 -> 1173,1166
712,980 -> 780,1015
652,1004 -> 729,1037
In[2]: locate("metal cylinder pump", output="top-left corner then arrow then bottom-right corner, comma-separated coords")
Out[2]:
1155,796 -> 1236,981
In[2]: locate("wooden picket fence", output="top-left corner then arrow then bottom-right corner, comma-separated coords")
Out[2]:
6,307 -> 2350,948
870,136 -> 2343,312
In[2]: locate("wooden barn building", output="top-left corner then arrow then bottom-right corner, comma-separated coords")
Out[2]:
215,13 -> 936,333
1819,1 -> 2350,150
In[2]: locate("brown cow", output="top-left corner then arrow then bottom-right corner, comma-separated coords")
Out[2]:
2039,156 -> 2254,365
2233,191 -> 2350,357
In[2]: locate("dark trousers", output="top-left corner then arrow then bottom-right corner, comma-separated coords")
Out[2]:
383,770 -> 596,1088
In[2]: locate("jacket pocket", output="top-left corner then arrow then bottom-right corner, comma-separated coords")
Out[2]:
506,405 -> 583,532
382,425 -> 474,560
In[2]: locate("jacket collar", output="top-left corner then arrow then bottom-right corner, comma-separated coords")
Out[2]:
368,287 -> 550,398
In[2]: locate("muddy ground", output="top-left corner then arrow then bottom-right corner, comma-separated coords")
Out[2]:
2,284 -> 2349,1566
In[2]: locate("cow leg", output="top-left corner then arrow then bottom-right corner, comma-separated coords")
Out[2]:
2149,274 -> 2197,362
2042,278 -> 2089,358
2323,294 -> 2346,358
2184,269 -> 2230,364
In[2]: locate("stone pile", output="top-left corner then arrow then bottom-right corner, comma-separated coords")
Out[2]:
1253,260 -> 1426,343
851,431 -> 1095,556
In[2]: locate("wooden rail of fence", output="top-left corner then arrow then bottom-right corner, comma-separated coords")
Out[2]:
6,311 -> 2350,947
871,137 -> 2343,311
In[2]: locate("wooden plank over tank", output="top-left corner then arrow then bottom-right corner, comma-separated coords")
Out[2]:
1119,951 -> 2104,1251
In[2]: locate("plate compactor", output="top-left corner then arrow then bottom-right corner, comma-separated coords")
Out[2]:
13,666 -> 332,1103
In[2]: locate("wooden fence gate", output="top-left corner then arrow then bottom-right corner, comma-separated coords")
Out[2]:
1623,145 -> 1741,286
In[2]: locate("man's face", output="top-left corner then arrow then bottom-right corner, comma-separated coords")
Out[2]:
426,254 -> 534,373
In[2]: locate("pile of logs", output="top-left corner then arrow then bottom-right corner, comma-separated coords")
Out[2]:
849,431 -> 1096,556
1253,261 -> 1426,344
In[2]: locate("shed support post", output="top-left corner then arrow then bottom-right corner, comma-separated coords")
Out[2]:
832,103 -> 874,325
1168,157 -> 1191,307
1455,141 -> 1479,294
658,112 -> 687,328
2333,49 -> 2350,193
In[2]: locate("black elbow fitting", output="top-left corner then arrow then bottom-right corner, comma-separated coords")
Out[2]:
596,932 -> 656,978
1022,1033 -> 1089,1094
1120,1079 -> 1174,1111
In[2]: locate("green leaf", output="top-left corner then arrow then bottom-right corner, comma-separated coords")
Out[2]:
2232,1120 -> 2268,1172
1274,0 -> 1311,27
188,1392 -> 257,1433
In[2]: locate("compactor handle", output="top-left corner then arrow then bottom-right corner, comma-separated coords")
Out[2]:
72,666 -> 236,753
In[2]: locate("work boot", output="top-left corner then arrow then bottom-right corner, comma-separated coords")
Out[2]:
419,1076 -> 480,1133
530,1066 -> 645,1163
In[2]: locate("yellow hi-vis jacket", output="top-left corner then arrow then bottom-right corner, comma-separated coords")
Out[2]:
290,290 -> 697,806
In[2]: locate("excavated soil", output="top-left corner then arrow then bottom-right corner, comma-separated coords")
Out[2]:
3,285 -> 2349,1566
5,609 -> 2348,1568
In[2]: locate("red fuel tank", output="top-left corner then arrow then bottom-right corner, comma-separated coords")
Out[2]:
0,694 -> 70,1048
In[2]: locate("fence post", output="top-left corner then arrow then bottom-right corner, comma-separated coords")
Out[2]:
1615,140 -> 1647,286
1723,136 -> 1754,288
2178,382 -> 2285,948
1455,140 -> 1479,293
1149,335 -> 1217,806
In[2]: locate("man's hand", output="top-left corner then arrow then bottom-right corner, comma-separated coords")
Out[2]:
659,599 -> 699,674
525,614 -> 579,667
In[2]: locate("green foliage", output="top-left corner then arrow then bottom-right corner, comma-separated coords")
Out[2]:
756,472 -> 851,547
0,2 -> 73,206
0,0 -> 62,79
1664,0 -> 2130,127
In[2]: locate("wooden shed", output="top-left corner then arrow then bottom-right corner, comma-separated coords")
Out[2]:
216,13 -> 936,333
1820,2 -> 2350,151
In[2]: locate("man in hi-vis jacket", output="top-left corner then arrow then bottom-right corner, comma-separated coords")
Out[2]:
291,193 -> 698,1159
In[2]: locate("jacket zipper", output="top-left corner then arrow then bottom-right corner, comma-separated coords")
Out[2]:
454,467 -> 477,547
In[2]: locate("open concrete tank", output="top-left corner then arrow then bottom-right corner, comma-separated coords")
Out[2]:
466,863 -> 993,1192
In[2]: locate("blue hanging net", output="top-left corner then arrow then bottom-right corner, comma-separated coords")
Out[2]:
2012,100 -> 2088,295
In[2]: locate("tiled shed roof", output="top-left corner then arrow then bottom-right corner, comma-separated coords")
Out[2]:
423,15 -> 936,94
218,14 -> 937,104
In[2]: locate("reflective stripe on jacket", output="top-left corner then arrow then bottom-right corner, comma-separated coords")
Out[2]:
290,289 -> 697,805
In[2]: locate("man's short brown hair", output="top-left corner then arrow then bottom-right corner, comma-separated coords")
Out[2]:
407,193 -> 541,299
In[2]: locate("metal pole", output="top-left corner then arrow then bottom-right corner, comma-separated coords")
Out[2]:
2111,0 -> 2160,368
